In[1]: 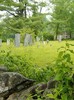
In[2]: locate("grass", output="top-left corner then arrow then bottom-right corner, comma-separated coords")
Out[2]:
0,40 -> 74,67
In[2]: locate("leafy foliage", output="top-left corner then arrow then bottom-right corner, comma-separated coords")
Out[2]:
0,41 -> 74,99
50,0 -> 74,39
0,49 -> 51,83
48,42 -> 74,100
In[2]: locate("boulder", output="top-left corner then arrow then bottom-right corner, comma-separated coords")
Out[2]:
0,67 -> 58,100
29,79 -> 57,100
0,72 -> 35,100
30,83 -> 47,99
7,88 -> 33,100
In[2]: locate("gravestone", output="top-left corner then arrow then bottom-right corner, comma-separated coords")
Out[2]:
42,41 -> 46,47
46,39 -> 49,43
57,35 -> 62,42
0,39 -> 2,46
37,43 -> 40,48
14,34 -> 20,47
36,36 -> 40,42
43,41 -> 46,45
7,39 -> 10,45
24,34 -> 32,46
42,35 -> 44,43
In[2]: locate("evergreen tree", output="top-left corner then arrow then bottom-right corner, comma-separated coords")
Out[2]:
0,0 -> 49,38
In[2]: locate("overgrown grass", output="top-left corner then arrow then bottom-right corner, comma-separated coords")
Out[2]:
0,40 -> 74,83
0,40 -> 74,67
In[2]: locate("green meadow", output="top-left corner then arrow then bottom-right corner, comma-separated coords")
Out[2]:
0,40 -> 74,68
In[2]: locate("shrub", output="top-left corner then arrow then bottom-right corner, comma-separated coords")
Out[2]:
47,42 -> 74,100
0,50 -> 51,82
43,33 -> 54,40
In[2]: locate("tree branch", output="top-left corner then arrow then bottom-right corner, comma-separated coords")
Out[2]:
6,10 -> 17,17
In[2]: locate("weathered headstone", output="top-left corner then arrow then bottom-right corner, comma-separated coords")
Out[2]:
43,41 -> 46,45
14,34 -> 20,47
7,39 -> 10,45
42,35 -> 44,43
37,43 -> 40,48
0,39 -> 2,46
36,36 -> 40,42
24,34 -> 32,46
57,35 -> 62,42
46,39 -> 49,44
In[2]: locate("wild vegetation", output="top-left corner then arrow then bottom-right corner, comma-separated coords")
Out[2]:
0,41 -> 74,100
0,0 -> 74,100
0,41 -> 74,82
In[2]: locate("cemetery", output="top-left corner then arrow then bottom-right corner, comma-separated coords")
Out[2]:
0,39 -> 74,100
0,0 -> 74,100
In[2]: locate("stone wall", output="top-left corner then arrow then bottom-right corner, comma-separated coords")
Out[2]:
0,67 -> 56,100
0,67 -> 35,100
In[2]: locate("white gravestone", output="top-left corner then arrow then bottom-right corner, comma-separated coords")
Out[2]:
42,35 -> 44,43
57,35 -> 62,42
46,39 -> 49,43
24,34 -> 32,46
36,36 -> 40,42
7,39 -> 10,45
15,34 -> 20,47
43,41 -> 46,45
0,39 -> 2,46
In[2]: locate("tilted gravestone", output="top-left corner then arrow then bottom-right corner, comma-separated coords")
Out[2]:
0,39 -> 2,46
7,39 -> 10,45
24,34 -> 32,46
14,34 -> 20,47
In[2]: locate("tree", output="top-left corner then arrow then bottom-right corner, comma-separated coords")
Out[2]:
50,0 -> 74,39
0,0 -> 50,39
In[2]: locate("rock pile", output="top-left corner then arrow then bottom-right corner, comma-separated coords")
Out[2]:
0,67 -> 57,100
0,67 -> 35,100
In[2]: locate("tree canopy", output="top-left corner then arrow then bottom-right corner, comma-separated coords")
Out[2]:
50,0 -> 74,39
0,0 -> 74,40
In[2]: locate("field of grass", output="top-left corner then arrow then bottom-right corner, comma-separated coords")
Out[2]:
0,40 -> 74,68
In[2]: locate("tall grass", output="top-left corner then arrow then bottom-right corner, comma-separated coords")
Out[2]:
0,41 -> 74,67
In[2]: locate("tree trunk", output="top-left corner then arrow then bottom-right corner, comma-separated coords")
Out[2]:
55,23 -> 59,40
24,3 -> 27,18
69,32 -> 72,39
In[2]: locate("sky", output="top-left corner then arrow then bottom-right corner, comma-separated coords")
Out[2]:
34,0 -> 53,13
